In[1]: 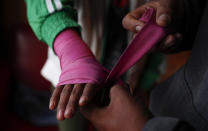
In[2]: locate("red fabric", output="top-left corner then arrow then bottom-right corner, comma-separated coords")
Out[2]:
5,112 -> 59,131
113,0 -> 129,8
4,24 -> 58,131
12,25 -> 51,91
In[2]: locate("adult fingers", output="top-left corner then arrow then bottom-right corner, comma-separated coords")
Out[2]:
156,2 -> 172,27
80,104 -> 105,124
122,6 -> 147,33
159,34 -> 176,51
158,33 -> 182,52
64,84 -> 84,119
81,84 -> 129,123
109,83 -> 130,104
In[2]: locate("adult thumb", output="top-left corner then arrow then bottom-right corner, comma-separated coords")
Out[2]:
80,104 -> 104,122
156,7 -> 171,27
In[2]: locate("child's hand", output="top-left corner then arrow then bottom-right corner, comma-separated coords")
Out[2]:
122,0 -> 184,53
49,83 -> 99,120
49,29 -> 109,120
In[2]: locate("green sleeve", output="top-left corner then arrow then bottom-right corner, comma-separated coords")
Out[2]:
25,0 -> 80,48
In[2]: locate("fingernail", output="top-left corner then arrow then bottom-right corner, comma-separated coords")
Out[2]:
65,109 -> 73,118
64,110 -> 70,118
49,102 -> 54,109
158,14 -> 171,26
135,25 -> 142,32
79,96 -> 87,106
58,110 -> 63,120
68,109 -> 74,118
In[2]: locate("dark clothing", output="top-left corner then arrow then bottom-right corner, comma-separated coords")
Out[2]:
169,0 -> 205,53
143,1 -> 208,130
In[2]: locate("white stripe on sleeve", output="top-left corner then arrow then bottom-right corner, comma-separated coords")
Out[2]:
54,0 -> 63,10
45,0 -> 55,13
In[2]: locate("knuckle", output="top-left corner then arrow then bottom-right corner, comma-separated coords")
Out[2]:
67,100 -> 73,107
85,83 -> 95,88
50,93 -> 56,99
68,99 -> 77,109
56,86 -> 63,91
61,89 -> 68,96
71,87 -> 80,96
52,86 -> 63,95
52,88 -> 59,94
62,87 -> 68,92
61,86 -> 72,96
58,101 -> 65,109
122,17 -> 129,28
63,86 -> 70,92
68,101 -> 75,108
74,84 -> 83,89
57,86 -> 63,89
122,16 -> 126,26
51,92 -> 59,100
71,84 -> 83,96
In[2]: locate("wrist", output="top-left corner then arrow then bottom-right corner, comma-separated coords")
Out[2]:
53,29 -> 108,86
132,111 -> 153,131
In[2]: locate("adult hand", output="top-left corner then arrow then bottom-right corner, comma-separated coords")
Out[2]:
122,0 -> 184,53
81,84 -> 152,131
49,83 -> 100,120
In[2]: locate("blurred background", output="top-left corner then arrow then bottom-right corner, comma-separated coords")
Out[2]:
0,0 -> 190,131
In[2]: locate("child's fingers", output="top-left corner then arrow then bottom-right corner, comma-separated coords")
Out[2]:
56,84 -> 73,120
64,84 -> 84,119
79,84 -> 99,106
49,86 -> 64,110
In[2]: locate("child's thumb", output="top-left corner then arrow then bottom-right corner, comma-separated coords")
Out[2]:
156,7 -> 171,27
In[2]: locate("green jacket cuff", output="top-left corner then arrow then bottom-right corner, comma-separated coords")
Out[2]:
41,10 -> 80,48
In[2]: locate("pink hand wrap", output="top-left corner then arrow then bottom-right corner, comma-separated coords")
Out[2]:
54,8 -> 168,87
54,30 -> 108,86
106,8 -> 168,82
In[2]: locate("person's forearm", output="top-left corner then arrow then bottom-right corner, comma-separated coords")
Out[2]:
25,0 -> 80,48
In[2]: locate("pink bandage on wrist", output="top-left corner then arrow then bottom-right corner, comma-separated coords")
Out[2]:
54,8 -> 168,87
54,30 -> 108,86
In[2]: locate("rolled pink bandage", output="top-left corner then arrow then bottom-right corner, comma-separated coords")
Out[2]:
106,8 -> 168,83
54,29 -> 108,86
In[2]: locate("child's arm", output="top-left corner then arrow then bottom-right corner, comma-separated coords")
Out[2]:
25,0 -> 80,48
25,0 -> 108,120
50,29 -> 108,120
